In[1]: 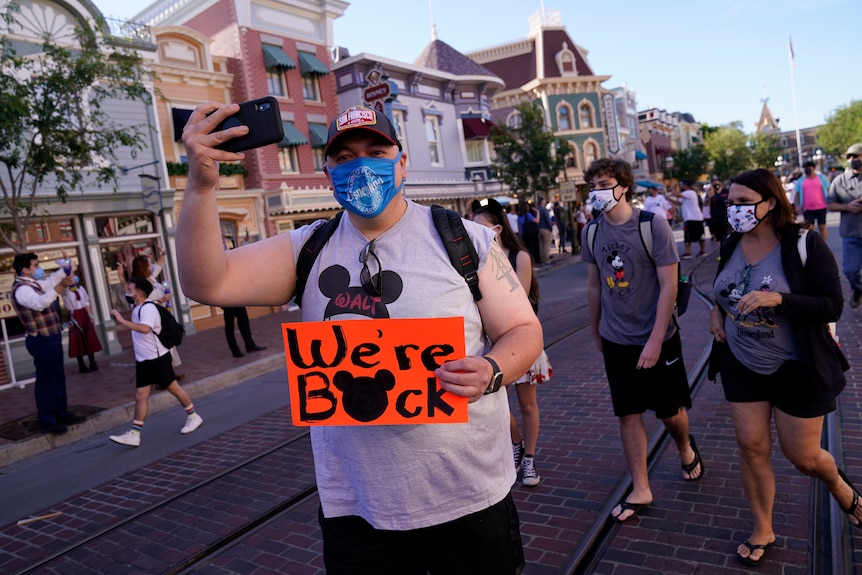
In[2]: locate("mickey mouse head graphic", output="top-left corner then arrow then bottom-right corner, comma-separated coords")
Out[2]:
605,250 -> 629,288
333,369 -> 396,422
318,265 -> 403,319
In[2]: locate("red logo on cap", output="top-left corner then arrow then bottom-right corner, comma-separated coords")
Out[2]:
336,107 -> 377,132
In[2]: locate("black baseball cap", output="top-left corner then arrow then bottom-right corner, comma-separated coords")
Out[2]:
324,106 -> 401,157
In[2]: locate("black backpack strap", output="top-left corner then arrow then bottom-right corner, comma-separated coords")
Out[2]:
431,205 -> 482,302
294,211 -> 344,308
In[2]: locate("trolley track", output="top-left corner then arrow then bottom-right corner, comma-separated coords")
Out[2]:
10,253 -> 854,574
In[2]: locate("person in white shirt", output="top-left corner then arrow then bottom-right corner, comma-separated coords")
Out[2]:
108,277 -> 202,447
671,181 -> 706,258
642,188 -> 673,220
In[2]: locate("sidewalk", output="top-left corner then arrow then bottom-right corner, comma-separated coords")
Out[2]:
0,248 -> 578,468
0,306 -> 301,467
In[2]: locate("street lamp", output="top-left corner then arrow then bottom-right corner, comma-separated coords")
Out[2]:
665,155 -> 674,185
774,155 -> 785,175
813,149 -> 824,172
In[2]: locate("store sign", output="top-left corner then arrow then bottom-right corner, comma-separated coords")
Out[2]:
283,317 -> 468,426
0,273 -> 17,319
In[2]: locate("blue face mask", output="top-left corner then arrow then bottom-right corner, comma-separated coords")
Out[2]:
33,266 -> 45,280
328,152 -> 404,218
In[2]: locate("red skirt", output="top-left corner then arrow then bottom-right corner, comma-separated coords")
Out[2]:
68,309 -> 103,358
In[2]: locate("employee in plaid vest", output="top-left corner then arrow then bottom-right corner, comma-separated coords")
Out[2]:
11,253 -> 84,435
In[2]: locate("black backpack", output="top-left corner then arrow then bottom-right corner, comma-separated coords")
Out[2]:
294,205 -> 482,307
143,301 -> 185,348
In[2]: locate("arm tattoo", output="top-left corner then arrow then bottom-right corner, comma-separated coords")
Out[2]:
489,246 -> 522,292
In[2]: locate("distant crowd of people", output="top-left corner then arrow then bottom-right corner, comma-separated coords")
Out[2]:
12,96 -> 862,573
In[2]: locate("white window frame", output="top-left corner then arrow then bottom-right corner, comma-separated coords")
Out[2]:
557,103 -> 573,131
424,115 -> 443,166
465,140 -> 486,164
267,70 -> 287,97
391,109 -> 409,166
302,75 -> 319,101
279,147 -> 298,173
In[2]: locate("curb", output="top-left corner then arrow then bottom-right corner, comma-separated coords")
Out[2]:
0,353 -> 286,468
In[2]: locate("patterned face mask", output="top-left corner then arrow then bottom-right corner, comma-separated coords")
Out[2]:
727,201 -> 765,234
589,184 -> 621,213
328,152 -> 404,218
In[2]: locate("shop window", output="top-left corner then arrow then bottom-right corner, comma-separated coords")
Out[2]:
96,214 -> 156,238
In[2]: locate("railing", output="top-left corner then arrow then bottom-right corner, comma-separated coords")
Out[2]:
102,16 -> 153,47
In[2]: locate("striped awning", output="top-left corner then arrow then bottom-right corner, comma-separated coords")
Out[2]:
279,121 -> 308,147
308,123 -> 328,148
263,45 -> 296,71
298,51 -> 329,76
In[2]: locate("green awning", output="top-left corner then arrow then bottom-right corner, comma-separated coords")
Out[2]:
298,51 -> 329,76
263,44 -> 296,71
279,121 -> 308,147
308,123 -> 328,148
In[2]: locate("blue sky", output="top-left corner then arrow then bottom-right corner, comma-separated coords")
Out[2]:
97,0 -> 859,133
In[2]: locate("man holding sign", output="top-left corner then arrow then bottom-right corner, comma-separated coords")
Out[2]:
176,103 -> 542,574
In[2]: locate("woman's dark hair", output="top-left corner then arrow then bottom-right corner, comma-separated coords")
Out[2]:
472,202 -> 540,305
131,255 -> 150,280
583,158 -> 635,201
730,169 -> 802,239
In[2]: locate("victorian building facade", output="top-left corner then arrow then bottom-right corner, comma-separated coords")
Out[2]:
465,9 -> 612,200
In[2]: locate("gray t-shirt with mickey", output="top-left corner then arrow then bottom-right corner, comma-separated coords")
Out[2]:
582,208 -> 679,345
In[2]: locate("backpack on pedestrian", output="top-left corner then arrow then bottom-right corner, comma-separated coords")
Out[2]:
144,301 -> 185,348
585,209 -> 691,316
294,205 -> 482,307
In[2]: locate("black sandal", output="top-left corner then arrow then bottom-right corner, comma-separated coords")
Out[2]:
611,499 -> 652,523
682,434 -> 705,481
837,468 -> 862,529
737,539 -> 774,567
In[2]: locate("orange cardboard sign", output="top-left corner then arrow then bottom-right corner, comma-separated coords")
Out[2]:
282,317 -> 468,426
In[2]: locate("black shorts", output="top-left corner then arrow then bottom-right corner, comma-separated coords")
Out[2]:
319,492 -> 524,575
804,208 -> 828,226
718,351 -> 835,418
684,220 -> 704,243
602,331 -> 692,419
135,352 -> 176,389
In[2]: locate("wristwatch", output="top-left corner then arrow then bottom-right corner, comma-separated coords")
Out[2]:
482,356 -> 504,395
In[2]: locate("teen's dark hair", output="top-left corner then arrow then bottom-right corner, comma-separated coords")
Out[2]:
13,253 -> 37,276
730,169 -> 802,240
132,276 -> 153,296
472,203 -> 540,305
583,158 -> 634,201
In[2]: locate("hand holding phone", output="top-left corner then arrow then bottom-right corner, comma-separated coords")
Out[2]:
213,97 -> 284,153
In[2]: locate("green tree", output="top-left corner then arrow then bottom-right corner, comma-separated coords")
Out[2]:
817,100 -> 862,158
704,124 -> 751,180
490,101 -> 568,202
0,3 -> 151,252
663,144 -> 709,183
748,132 -> 783,170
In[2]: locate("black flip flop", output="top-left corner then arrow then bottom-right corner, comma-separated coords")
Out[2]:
737,539 -> 775,567
682,434 -> 705,481
837,468 -> 862,529
611,500 -> 652,523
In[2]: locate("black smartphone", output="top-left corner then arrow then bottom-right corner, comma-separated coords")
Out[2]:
213,97 -> 284,153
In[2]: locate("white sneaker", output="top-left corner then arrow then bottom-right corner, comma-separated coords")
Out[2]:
110,430 -> 140,447
521,456 -> 541,487
181,413 -> 203,434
